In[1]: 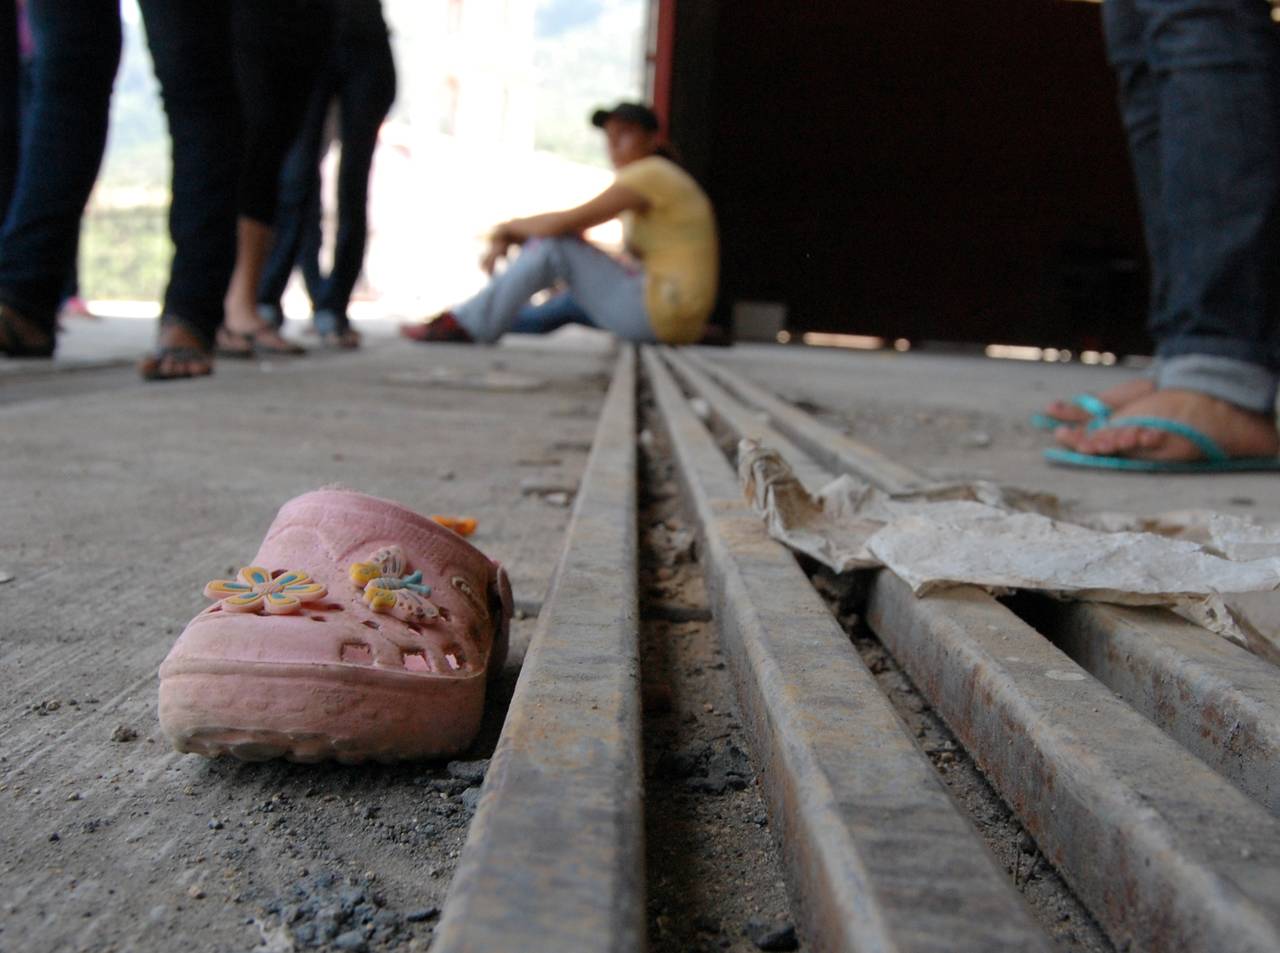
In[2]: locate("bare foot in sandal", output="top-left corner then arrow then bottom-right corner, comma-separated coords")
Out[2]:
138,319 -> 214,381
1054,389 -> 1279,462
1041,376 -> 1156,425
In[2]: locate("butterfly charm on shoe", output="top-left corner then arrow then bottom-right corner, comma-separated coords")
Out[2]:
203,567 -> 328,615
350,545 -> 442,626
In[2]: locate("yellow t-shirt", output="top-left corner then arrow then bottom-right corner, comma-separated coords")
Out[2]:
614,156 -> 719,344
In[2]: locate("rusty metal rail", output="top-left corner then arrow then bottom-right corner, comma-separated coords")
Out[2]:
670,347 -> 1280,953
1017,597 -> 1280,814
685,348 -> 1280,814
435,347 -> 645,953
646,348 -> 1050,953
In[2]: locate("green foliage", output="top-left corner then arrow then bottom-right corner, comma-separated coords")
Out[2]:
79,206 -> 171,302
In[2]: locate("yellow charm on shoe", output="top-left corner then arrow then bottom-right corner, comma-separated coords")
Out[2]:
350,545 -> 440,625
203,566 -> 328,615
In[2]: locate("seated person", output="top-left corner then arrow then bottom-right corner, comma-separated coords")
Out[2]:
401,102 -> 718,346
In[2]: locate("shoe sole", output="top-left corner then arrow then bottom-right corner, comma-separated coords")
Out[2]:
159,660 -> 487,763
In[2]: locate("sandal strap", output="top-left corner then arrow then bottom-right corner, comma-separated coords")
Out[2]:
1087,415 -> 1230,462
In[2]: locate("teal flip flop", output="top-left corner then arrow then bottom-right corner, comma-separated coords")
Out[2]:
1043,415 -> 1280,472
1029,393 -> 1112,430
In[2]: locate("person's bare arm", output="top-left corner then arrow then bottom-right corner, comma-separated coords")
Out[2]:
504,184 -> 648,242
481,184 -> 648,274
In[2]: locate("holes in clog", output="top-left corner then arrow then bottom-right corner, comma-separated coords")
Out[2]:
451,576 -> 486,617
361,620 -> 381,630
437,607 -> 452,623
271,569 -> 288,579
402,651 -> 431,673
340,642 -> 373,664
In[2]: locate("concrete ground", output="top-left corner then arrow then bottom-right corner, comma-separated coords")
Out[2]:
1,323 -> 615,952
2,323 -> 1277,952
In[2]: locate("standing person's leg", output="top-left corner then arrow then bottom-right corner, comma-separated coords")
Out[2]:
451,238 -> 651,343
0,0 -> 119,357
221,0 -> 331,356
257,79 -> 332,328
0,1 -> 19,224
1040,0 -> 1161,424
136,0 -> 239,378
1056,0 -> 1280,464
311,4 -> 396,345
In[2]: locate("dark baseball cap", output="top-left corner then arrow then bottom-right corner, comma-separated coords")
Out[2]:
590,102 -> 660,131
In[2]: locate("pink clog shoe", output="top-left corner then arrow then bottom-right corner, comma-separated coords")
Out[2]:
158,489 -> 512,763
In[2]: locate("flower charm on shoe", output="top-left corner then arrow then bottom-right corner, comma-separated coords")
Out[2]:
350,546 -> 441,626
204,567 -> 328,615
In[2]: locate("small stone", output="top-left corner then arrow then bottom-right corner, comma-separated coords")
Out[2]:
372,909 -> 403,930
110,725 -> 138,743
208,818 -> 223,830
66,792 -> 81,802
544,491 -> 572,507
0,571 -> 14,584
446,759 -> 488,784
186,885 -> 205,900
332,929 -> 368,952
405,906 -> 440,923
703,702 -> 715,713
461,787 -> 482,813
745,918 -> 798,951
961,430 -> 992,449
48,832 -> 60,842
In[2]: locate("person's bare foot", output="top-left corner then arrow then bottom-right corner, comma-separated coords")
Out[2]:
138,319 -> 214,381
220,298 -> 303,355
1054,388 -> 1279,462
1042,376 -> 1155,425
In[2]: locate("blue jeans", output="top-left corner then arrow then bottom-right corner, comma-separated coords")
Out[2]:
0,0 -> 119,331
258,0 -> 396,327
139,0 -> 240,345
0,2 -> 241,345
511,292 -> 595,335
1104,0 -> 1280,411
453,238 -> 653,344
0,1 -> 19,225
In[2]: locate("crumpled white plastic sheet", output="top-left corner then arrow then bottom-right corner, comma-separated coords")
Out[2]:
737,439 -> 1280,649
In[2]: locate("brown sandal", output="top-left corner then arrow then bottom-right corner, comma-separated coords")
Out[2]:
0,302 -> 55,358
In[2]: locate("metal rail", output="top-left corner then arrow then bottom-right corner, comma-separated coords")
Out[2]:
647,348 -> 1050,953
435,347 -> 645,953
669,347 -> 1280,953
685,347 -> 1280,815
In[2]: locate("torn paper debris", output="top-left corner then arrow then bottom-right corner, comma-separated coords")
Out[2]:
738,439 -> 1280,648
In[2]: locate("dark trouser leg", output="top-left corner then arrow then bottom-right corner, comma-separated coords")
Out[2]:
1141,0 -> 1280,409
0,0 -> 119,331
138,0 -> 239,347
312,14 -> 396,323
257,77 -> 333,317
1103,0 -> 1169,343
230,1 -> 332,225
0,1 -> 19,224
